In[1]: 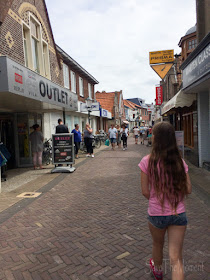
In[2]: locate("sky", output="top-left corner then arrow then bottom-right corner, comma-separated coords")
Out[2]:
45,0 -> 196,104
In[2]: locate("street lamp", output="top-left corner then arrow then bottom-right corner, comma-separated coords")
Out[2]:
85,97 -> 92,124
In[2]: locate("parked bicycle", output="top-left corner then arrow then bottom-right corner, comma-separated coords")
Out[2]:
42,138 -> 52,165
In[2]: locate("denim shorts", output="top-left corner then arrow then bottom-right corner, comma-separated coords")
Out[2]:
148,212 -> 188,229
110,138 -> 116,143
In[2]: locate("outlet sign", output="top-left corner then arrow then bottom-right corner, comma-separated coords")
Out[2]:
0,56 -> 78,111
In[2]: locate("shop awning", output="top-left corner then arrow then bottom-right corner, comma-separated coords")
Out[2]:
161,90 -> 196,115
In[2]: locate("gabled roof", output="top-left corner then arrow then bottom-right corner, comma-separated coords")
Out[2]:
127,98 -> 148,109
56,45 -> 99,84
96,91 -> 123,116
123,100 -> 136,109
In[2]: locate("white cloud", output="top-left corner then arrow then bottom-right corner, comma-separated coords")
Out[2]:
45,0 -> 196,103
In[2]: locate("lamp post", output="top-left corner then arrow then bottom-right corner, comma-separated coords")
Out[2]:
86,97 -> 92,124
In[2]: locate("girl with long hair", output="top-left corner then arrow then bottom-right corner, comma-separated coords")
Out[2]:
139,122 -> 192,280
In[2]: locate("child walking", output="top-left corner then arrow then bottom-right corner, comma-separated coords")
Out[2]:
138,122 -> 192,280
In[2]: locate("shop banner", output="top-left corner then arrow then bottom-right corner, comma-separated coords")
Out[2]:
0,56 -> 78,111
52,133 -> 74,164
156,86 -> 163,105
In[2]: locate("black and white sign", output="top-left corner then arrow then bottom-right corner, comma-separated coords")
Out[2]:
52,133 -> 74,164
182,43 -> 210,89
80,102 -> 100,112
0,56 -> 78,111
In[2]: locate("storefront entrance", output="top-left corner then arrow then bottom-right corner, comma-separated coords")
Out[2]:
0,115 -> 16,169
17,113 -> 42,166
0,113 -> 43,168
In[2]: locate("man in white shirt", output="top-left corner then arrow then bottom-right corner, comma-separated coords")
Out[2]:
108,124 -> 118,150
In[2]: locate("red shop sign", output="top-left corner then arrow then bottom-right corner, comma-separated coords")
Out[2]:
15,73 -> 23,84
156,86 -> 163,105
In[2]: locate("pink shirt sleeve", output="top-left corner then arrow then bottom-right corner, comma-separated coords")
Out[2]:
138,155 -> 149,175
182,159 -> 189,173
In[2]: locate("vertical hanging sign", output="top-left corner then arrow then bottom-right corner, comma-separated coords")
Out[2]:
156,86 -> 163,105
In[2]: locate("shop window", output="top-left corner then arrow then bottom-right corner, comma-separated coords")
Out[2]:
63,63 -> 70,89
79,77 -> 84,97
71,71 -> 76,93
88,83 -> 92,99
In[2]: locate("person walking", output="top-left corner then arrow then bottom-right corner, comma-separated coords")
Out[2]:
116,124 -> 121,148
133,125 -> 139,144
71,124 -> 81,159
108,124 -> 118,150
120,124 -> 129,150
140,123 -> 146,145
138,122 -> 192,280
56,118 -> 69,133
29,124 -> 44,169
84,123 -> 94,158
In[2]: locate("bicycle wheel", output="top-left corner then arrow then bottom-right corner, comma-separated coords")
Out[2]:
94,138 -> 101,149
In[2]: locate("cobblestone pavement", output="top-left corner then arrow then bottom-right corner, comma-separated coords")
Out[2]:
0,139 -> 209,280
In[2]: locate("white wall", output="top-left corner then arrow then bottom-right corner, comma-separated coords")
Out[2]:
43,112 -> 63,139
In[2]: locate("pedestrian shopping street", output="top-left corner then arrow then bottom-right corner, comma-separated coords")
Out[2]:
0,139 -> 209,280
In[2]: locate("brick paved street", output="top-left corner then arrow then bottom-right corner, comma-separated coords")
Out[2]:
0,139 -> 209,280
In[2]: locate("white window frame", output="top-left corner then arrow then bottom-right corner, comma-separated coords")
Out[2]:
71,71 -> 76,93
88,83 -> 92,99
79,76 -> 84,97
22,13 -> 51,79
63,63 -> 70,89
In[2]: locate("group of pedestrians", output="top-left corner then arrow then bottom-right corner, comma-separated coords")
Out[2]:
56,119 -> 94,159
108,123 -> 129,151
133,124 -> 152,145
29,119 -> 95,169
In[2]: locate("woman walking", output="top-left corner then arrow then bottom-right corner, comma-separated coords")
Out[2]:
71,124 -> 81,159
139,122 -> 191,280
29,124 -> 44,169
116,124 -> 121,148
120,124 -> 129,151
84,123 -> 94,158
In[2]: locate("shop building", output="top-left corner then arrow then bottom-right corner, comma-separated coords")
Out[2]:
180,33 -> 210,169
161,26 -> 199,166
0,0 -> 105,169
126,98 -> 149,126
95,91 -> 125,128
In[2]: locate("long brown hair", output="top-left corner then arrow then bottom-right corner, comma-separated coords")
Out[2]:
148,122 -> 187,211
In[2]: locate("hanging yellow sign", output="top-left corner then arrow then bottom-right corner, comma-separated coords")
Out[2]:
151,63 -> 173,79
149,50 -> 174,64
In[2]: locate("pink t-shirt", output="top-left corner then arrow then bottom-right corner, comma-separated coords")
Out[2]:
138,155 -> 188,216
